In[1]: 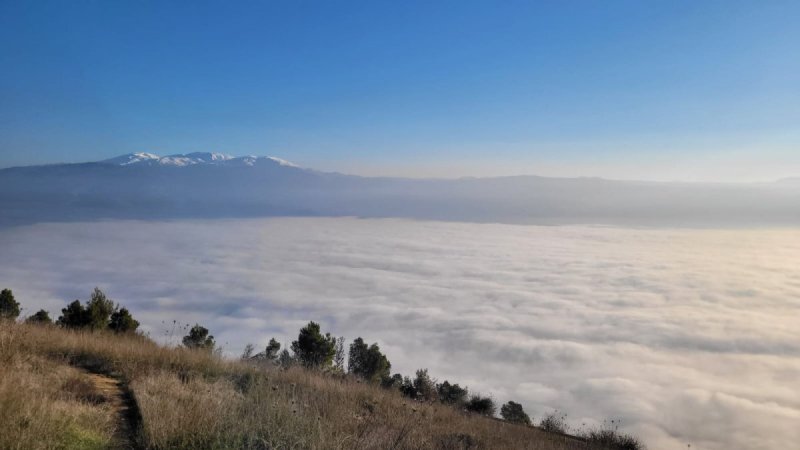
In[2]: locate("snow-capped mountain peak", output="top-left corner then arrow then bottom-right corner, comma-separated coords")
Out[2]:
100,152 -> 299,168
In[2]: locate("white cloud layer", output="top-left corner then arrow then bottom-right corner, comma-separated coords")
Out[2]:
1,218 -> 798,449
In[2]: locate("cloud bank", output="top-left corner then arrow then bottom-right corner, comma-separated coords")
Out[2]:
1,218 -> 798,449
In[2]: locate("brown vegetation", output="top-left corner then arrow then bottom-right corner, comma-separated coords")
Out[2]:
1,321 -> 628,449
0,328 -> 115,449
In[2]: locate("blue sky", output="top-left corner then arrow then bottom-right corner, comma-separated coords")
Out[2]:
1,1 -> 798,180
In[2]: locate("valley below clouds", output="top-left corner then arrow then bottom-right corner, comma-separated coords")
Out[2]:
1,217 -> 798,450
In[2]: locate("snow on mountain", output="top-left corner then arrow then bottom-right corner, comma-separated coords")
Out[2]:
100,152 -> 299,168
160,152 -> 234,166
102,152 -> 162,166
185,152 -> 234,162
264,156 -> 298,167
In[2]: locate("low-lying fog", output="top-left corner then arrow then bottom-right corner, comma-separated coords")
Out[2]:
1,218 -> 798,449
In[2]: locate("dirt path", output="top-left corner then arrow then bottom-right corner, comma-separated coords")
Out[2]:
81,370 -> 140,449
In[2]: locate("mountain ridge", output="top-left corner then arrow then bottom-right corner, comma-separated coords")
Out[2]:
5,153 -> 798,186
2,153 -> 799,228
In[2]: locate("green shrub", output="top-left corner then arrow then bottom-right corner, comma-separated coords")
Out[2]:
413,368 -> 437,402
182,324 -> 215,351
58,300 -> 89,329
500,401 -> 531,425
581,420 -> 646,450
437,380 -> 468,406
466,395 -> 496,417
539,411 -> 568,433
108,307 -> 139,333
382,373 -> 404,389
26,309 -> 52,325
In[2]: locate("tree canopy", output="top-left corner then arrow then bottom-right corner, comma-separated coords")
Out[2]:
290,321 -> 337,368
348,337 -> 391,383
500,401 -> 531,425
466,395 -> 496,417
109,307 -> 140,333
57,300 -> 88,329
26,309 -> 52,324
438,381 -> 469,405
55,288 -> 138,333
85,288 -> 115,330
182,324 -> 215,351
412,369 -> 437,402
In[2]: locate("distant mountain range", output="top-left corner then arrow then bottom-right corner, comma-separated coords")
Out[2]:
1,153 -> 799,227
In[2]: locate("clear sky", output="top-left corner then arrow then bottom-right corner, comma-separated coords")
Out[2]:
1,1 -> 798,181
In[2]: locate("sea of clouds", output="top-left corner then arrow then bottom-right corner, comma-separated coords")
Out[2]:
1,218 -> 798,449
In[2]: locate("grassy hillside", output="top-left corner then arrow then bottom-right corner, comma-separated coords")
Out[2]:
1,321 -> 637,449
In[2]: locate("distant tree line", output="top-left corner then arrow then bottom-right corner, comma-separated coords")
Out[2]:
1,287 -> 220,355
0,287 -> 139,334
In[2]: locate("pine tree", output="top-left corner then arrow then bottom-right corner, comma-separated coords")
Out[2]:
348,337 -> 391,383
57,300 -> 88,328
0,289 -> 20,320
108,307 -> 139,333
500,401 -> 531,425
290,321 -> 336,368
85,288 -> 115,331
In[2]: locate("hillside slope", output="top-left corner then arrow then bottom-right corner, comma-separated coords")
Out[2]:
1,322 -> 605,450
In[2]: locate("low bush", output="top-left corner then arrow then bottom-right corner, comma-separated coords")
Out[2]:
581,420 -> 646,450
501,401 -> 531,425
540,411 -> 569,433
466,394 -> 496,417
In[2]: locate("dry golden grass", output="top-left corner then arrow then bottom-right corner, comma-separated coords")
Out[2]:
133,367 -> 590,450
1,321 -> 598,450
2,320 -> 233,381
0,324 -> 115,449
